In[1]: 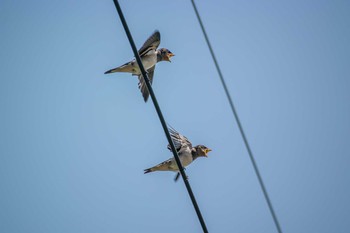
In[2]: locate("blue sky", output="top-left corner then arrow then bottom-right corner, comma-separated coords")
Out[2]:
1,0 -> 350,232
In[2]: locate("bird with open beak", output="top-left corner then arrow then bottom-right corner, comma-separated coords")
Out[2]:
144,126 -> 212,182
104,30 -> 174,102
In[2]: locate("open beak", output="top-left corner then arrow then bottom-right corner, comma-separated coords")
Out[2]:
167,53 -> 175,62
205,148 -> 212,156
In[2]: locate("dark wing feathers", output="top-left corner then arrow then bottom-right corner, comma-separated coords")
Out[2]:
135,31 -> 160,102
137,66 -> 155,102
167,126 -> 192,152
138,31 -> 161,57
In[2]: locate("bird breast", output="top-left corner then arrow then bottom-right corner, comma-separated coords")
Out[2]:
178,147 -> 193,167
141,52 -> 157,70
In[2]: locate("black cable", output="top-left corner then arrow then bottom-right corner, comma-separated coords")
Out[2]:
111,1 -> 209,232
190,1 -> 283,233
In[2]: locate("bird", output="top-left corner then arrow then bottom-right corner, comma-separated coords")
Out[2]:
144,126 -> 212,181
104,30 -> 174,102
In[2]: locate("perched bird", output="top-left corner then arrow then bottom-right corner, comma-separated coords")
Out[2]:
144,127 -> 212,181
104,30 -> 174,102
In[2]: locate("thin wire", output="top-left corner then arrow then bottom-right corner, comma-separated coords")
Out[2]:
111,1 -> 209,232
190,1 -> 283,233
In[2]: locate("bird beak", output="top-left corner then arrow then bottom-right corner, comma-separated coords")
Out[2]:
205,148 -> 212,156
167,53 -> 175,62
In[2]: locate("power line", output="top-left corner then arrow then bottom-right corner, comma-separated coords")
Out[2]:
190,1 -> 283,233
111,1 -> 209,232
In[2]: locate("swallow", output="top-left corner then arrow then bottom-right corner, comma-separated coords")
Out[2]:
104,30 -> 174,102
144,126 -> 212,181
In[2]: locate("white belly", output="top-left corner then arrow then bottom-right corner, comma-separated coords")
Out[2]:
171,148 -> 193,170
181,155 -> 193,167
141,53 -> 157,70
132,52 -> 157,75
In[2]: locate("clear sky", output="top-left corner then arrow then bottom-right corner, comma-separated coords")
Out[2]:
1,0 -> 350,232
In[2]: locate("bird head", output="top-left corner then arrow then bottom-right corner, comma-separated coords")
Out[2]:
195,145 -> 212,157
158,48 -> 174,62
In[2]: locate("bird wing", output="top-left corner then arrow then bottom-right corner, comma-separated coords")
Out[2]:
167,126 -> 192,152
138,31 -> 161,57
137,66 -> 155,102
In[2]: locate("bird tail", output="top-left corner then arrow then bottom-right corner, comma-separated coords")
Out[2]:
104,62 -> 134,74
144,168 -> 154,174
104,67 -> 121,74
